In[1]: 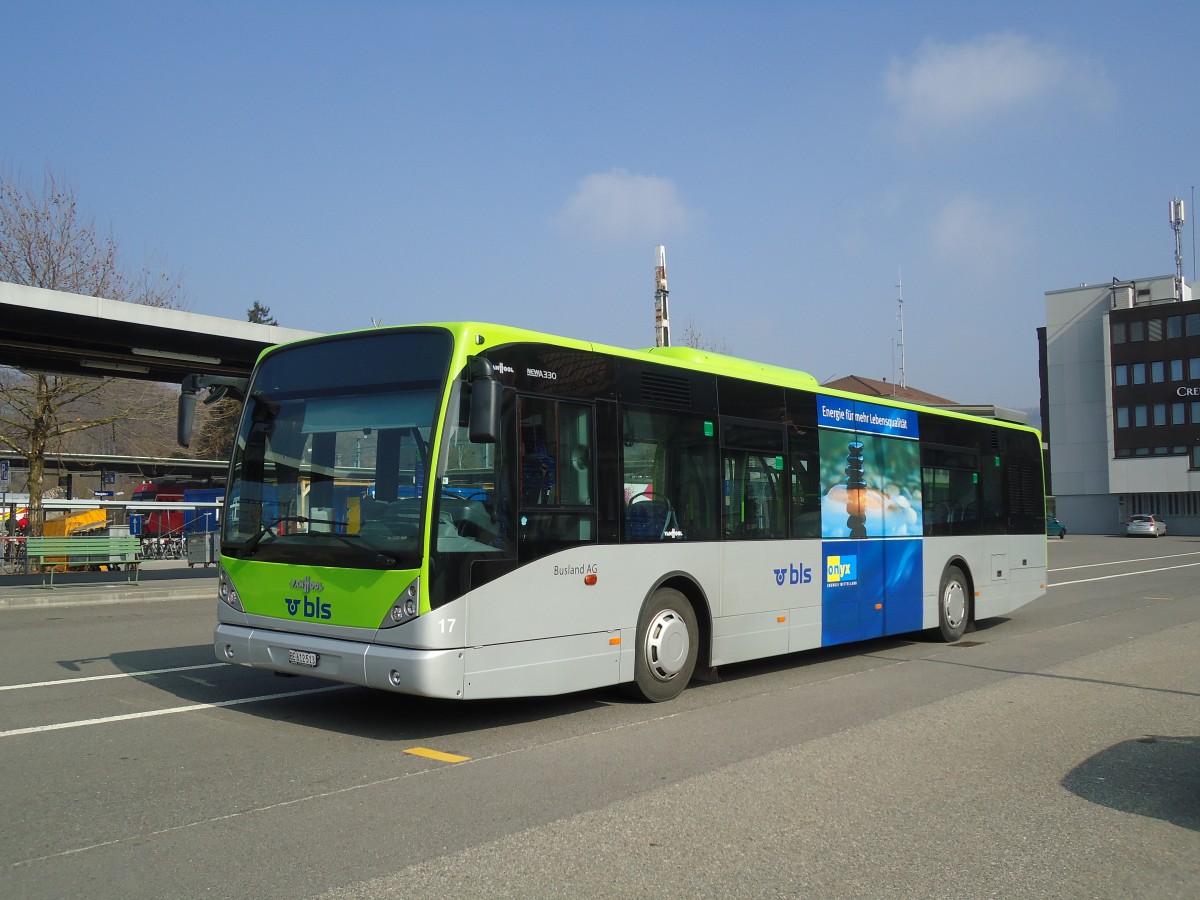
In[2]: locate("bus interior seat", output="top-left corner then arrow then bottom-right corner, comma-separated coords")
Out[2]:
625,499 -> 680,541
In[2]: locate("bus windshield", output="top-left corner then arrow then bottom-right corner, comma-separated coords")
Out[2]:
222,330 -> 453,569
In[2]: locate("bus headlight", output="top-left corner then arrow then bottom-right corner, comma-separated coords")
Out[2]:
218,565 -> 244,612
379,578 -> 420,628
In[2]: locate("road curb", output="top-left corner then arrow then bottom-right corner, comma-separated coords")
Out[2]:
0,583 -> 213,610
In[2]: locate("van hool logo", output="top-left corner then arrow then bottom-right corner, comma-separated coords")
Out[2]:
774,563 -> 813,586
285,576 -> 330,620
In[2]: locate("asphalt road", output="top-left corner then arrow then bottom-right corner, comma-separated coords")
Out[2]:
1,535 -> 1197,899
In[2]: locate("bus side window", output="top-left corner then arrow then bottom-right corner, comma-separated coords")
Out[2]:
621,407 -> 718,542
722,451 -> 785,539
784,389 -> 822,539
719,419 -> 785,540
921,463 -> 980,536
790,458 -> 821,539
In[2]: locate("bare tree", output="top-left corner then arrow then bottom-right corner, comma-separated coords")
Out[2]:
680,317 -> 733,355
57,380 -> 180,458
0,167 -> 185,534
188,385 -> 241,462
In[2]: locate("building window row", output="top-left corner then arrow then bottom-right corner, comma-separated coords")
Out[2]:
1112,312 -> 1200,344
1113,358 -> 1200,386
1116,446 -> 1190,456
1113,444 -> 1200,465
1115,445 -> 1200,469
1126,490 -> 1200,517
1114,401 -> 1200,428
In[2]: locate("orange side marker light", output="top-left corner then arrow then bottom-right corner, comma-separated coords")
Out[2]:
584,573 -> 598,586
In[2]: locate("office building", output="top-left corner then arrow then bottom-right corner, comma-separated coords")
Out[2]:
1041,273 -> 1200,534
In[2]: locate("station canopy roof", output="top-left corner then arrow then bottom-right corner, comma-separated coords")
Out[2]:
0,281 -> 319,383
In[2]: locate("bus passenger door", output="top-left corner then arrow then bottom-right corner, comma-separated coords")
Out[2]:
517,396 -> 597,562
720,419 -> 785,540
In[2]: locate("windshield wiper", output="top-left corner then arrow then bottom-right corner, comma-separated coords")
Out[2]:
325,532 -> 397,568
240,515 -> 396,567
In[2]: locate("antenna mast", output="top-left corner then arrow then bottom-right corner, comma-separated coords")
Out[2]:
1170,198 -> 1186,299
896,270 -> 907,389
654,245 -> 670,347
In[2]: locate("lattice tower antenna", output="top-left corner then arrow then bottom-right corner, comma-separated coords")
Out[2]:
896,270 -> 907,389
1170,198 -> 1186,299
654,245 -> 670,347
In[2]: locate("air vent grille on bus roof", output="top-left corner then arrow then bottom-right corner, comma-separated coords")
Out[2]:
640,371 -> 692,407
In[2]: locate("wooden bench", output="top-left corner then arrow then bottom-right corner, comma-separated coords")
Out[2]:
24,536 -> 142,587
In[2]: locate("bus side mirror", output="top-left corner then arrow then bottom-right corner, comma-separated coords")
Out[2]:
469,357 -> 502,443
178,374 -> 201,448
177,373 -> 250,448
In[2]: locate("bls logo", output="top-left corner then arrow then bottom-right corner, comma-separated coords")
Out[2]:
285,575 -> 331,619
774,563 -> 813,586
284,595 -> 331,620
826,555 -> 857,584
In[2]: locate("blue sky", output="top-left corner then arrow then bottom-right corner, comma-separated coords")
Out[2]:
4,1 -> 1197,409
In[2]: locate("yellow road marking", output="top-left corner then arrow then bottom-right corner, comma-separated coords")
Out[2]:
405,746 -> 470,763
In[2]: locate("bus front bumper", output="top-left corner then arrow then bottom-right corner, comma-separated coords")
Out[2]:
214,623 -> 467,698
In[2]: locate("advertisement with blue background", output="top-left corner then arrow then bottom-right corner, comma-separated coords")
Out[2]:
821,539 -> 923,644
817,395 -> 918,439
817,395 -> 924,644
817,395 -> 922,539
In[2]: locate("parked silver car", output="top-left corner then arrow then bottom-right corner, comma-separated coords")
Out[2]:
1125,514 -> 1167,537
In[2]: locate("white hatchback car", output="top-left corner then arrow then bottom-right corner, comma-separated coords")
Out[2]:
1126,514 -> 1167,537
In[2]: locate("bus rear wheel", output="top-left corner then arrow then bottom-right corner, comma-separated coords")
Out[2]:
628,588 -> 698,702
937,565 -> 970,642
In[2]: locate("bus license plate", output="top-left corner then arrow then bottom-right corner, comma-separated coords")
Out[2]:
288,649 -> 319,668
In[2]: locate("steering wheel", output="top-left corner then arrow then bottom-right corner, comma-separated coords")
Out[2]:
627,491 -> 666,506
442,489 -> 488,502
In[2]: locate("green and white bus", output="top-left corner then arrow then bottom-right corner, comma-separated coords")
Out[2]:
178,323 -> 1047,702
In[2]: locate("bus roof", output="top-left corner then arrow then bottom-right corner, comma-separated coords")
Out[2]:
256,321 -> 1041,438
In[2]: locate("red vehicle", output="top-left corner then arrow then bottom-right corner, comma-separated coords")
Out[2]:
132,479 -> 219,536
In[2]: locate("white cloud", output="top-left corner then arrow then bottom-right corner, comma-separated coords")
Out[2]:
931,194 -> 1028,274
557,169 -> 696,241
886,32 -> 1114,132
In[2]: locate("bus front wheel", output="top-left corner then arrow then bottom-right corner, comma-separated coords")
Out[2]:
937,565 -> 970,642
628,588 -> 698,702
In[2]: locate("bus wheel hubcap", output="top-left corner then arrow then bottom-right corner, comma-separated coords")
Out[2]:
645,609 -> 689,681
944,583 -> 966,628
